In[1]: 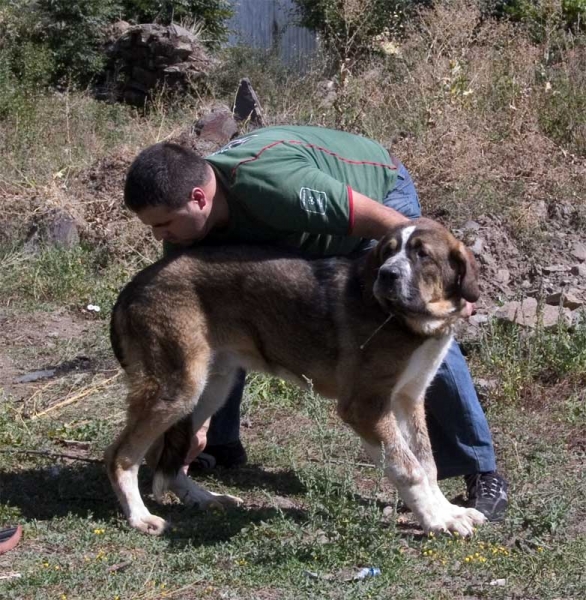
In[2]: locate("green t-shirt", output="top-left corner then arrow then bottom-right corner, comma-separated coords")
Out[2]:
205,126 -> 399,257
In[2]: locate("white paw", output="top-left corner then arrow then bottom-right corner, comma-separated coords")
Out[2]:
205,491 -> 243,509
129,513 -> 168,535
170,475 -> 242,510
422,504 -> 486,537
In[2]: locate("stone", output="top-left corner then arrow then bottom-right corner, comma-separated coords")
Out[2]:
469,313 -> 489,327
44,209 -> 79,248
542,264 -> 569,274
193,107 -> 239,144
317,79 -> 337,108
495,298 -> 572,328
571,264 -> 586,278
469,237 -> 484,256
106,23 -> 217,106
496,269 -> 510,284
533,200 -> 548,220
545,290 -> 584,310
478,251 -> 495,266
233,78 -> 265,127
462,220 -> 481,232
571,242 -> 586,262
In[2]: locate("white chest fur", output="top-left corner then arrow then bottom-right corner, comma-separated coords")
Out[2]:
392,334 -> 453,404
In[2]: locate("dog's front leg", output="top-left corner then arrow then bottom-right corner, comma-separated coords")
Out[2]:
391,396 -> 486,535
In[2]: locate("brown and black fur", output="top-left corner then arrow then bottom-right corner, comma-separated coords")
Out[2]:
106,218 -> 484,536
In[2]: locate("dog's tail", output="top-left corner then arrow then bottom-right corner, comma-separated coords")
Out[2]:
152,416 -> 193,501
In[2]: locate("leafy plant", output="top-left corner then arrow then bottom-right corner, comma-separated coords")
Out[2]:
120,0 -> 233,47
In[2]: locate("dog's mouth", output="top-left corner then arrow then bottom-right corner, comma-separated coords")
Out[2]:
373,286 -> 427,317
374,285 -> 468,322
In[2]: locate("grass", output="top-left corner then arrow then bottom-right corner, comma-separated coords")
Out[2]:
0,299 -> 585,599
0,245 -> 584,599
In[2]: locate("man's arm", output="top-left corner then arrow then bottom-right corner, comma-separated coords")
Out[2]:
350,190 -> 410,240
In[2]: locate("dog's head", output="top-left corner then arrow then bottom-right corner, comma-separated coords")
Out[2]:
362,218 -> 480,332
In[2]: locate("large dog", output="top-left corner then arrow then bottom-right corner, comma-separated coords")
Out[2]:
106,218 -> 486,536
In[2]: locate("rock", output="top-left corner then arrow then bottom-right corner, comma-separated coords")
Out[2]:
496,269 -> 510,284
571,242 -> 586,262
533,200 -> 548,220
571,264 -> 586,278
545,290 -> 584,310
233,78 -> 265,126
468,313 -> 489,327
47,211 -> 79,248
193,106 -> 239,144
495,298 -> 572,328
462,220 -> 481,232
103,23 -> 217,106
542,264 -> 569,274
469,237 -> 484,256
25,208 -> 80,251
478,252 -> 495,267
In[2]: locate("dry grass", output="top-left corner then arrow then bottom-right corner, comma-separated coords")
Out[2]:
0,0 -> 584,252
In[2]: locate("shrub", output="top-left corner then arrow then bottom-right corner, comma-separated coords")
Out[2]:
294,0 -> 429,63
0,0 -> 232,95
120,0 -> 233,48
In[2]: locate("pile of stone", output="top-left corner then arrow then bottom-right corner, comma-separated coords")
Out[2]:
102,22 -> 217,106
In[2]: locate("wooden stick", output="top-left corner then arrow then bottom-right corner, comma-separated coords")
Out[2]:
30,372 -> 122,420
0,448 -> 103,464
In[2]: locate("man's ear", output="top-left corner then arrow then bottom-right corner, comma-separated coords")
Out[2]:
190,187 -> 207,209
451,242 -> 480,302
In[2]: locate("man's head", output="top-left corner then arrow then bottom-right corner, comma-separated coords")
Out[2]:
124,142 -> 218,245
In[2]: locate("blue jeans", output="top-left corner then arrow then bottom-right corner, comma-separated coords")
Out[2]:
208,163 -> 497,478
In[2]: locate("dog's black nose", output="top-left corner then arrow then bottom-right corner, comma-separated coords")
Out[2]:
378,265 -> 401,284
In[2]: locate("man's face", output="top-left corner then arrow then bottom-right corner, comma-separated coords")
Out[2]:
137,200 -> 210,246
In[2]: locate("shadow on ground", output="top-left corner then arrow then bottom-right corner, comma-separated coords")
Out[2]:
0,461 -> 312,547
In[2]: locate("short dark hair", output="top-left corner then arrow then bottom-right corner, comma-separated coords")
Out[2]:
124,142 -> 211,213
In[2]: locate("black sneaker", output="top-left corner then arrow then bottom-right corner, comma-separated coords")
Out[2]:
464,471 -> 508,522
191,440 -> 248,470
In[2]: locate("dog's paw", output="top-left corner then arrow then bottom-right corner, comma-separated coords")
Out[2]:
129,513 -> 168,536
171,477 -> 242,510
422,505 -> 486,537
205,492 -> 243,509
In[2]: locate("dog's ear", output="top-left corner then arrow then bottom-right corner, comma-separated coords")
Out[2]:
451,242 -> 480,302
358,238 -> 388,304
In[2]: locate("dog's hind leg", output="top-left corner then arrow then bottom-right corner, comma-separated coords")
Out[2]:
156,357 -> 244,510
106,359 -> 209,535
106,415 -> 178,535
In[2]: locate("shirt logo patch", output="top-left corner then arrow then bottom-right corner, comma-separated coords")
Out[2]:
209,135 -> 257,155
299,187 -> 327,214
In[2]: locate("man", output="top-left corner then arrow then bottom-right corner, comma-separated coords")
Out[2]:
124,125 -> 508,522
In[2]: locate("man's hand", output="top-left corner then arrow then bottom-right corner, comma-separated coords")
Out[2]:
462,301 -> 476,318
181,418 -> 211,475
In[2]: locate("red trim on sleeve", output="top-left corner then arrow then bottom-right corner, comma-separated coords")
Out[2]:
347,186 -> 355,235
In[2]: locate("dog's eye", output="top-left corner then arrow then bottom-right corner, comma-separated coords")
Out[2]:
381,239 -> 398,260
417,246 -> 429,259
